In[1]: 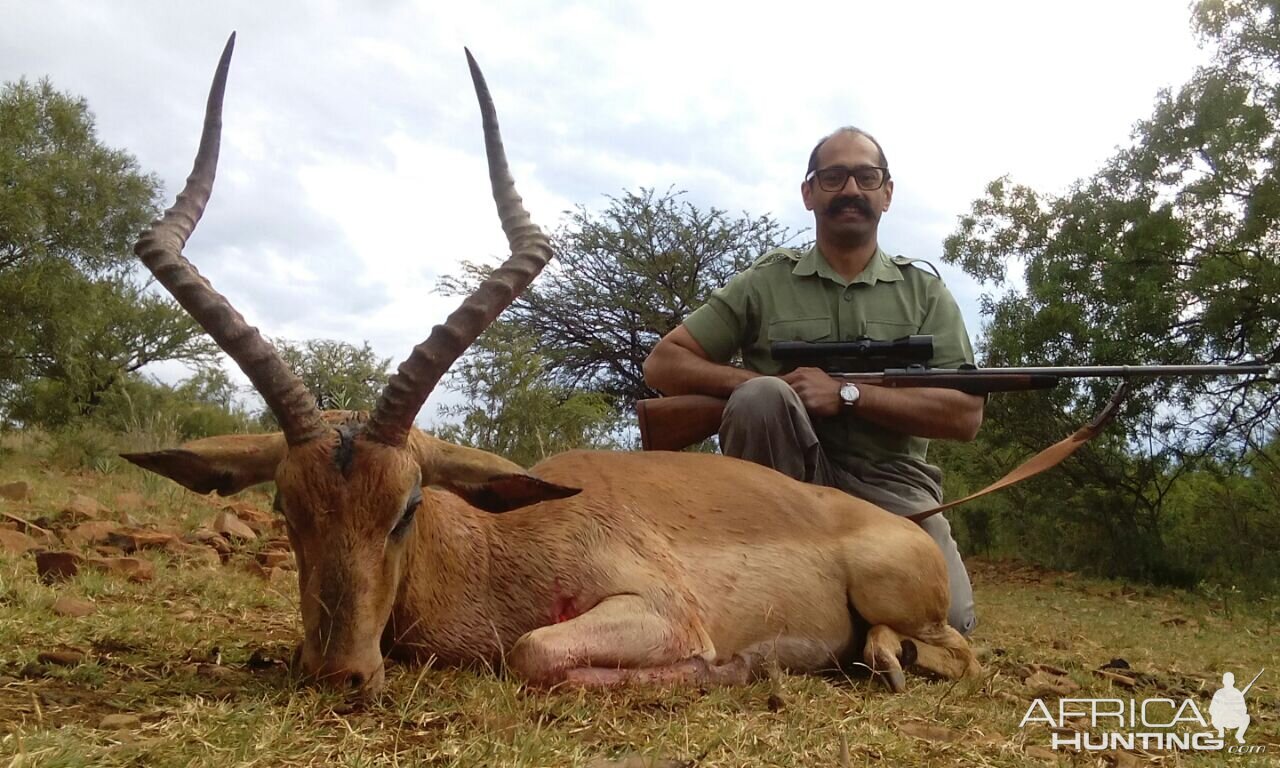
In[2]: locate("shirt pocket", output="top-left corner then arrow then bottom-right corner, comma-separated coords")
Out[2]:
861,318 -> 917,341
767,316 -> 833,342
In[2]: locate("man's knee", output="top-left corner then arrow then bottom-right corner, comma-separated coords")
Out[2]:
718,377 -> 819,481
952,605 -> 977,636
723,377 -> 796,426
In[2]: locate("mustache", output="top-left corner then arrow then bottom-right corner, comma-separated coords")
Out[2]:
827,196 -> 874,216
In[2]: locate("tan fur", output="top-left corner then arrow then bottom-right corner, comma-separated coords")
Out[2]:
127,416 -> 979,694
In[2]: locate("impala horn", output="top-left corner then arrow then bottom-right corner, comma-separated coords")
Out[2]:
365,50 -> 554,447
132,33 -> 326,447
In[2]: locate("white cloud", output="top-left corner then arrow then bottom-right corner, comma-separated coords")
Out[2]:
1,0 -> 1208,418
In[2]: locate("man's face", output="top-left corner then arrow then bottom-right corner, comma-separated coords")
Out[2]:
801,132 -> 894,246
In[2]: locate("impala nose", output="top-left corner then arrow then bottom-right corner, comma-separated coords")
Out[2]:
303,655 -> 386,696
326,664 -> 385,697
333,668 -> 365,691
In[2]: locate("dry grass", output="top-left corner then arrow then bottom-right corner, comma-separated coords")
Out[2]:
0,434 -> 1276,767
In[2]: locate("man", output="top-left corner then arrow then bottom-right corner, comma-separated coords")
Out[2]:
642,126 -> 982,634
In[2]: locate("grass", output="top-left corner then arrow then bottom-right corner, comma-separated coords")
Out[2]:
0,430 -> 1277,766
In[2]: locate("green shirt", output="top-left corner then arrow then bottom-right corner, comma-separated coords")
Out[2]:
683,245 -> 976,503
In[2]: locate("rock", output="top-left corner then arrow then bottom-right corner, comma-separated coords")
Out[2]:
107,529 -> 179,553
241,559 -> 270,580
99,714 -> 142,730
1026,671 -> 1081,697
52,596 -> 96,617
261,537 -> 292,553
213,511 -> 257,542
163,539 -> 222,567
111,492 -> 148,516
1029,662 -> 1070,677
196,663 -> 238,680
1103,751 -> 1143,768
255,550 -> 295,570
0,481 -> 31,501
60,494 -> 103,523
36,551 -> 85,583
1024,746 -> 1062,762
185,527 -> 220,544
64,520 -> 119,546
0,528 -> 39,555
37,649 -> 86,666
898,722 -> 962,743
185,528 -> 233,555
88,556 -> 154,582
995,691 -> 1025,705
223,501 -> 272,527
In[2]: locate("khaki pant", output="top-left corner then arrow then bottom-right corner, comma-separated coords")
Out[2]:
719,377 -> 977,635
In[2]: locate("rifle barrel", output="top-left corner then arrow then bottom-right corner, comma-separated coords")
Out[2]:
840,363 -> 1275,380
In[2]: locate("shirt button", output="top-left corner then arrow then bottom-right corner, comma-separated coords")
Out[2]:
843,293 -> 852,301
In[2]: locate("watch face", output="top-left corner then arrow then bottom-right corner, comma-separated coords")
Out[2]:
840,382 -> 859,405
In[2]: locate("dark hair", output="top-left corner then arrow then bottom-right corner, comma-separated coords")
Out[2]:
806,127 -> 889,177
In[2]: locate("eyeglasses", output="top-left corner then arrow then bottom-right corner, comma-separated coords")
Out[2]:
806,165 -> 890,192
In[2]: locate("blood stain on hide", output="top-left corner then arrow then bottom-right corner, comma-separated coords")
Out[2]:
551,585 -> 580,624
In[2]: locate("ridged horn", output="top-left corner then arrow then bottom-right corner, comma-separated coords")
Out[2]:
365,49 -> 554,447
133,33 -> 326,447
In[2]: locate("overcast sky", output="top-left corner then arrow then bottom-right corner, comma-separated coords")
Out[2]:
2,1 -> 1207,424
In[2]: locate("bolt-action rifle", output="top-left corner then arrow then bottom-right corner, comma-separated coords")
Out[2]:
635,335 -> 1277,520
636,334 -> 1278,452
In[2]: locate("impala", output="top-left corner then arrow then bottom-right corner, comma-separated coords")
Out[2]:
124,35 -> 981,697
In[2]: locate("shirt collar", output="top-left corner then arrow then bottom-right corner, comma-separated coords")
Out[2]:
793,245 -> 903,286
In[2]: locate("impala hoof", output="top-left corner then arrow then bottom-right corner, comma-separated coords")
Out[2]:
881,668 -> 907,693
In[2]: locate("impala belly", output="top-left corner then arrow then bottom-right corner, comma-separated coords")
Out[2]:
523,450 -> 875,670
674,540 -> 858,669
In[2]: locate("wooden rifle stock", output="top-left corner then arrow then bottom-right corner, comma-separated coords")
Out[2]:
636,394 -> 726,451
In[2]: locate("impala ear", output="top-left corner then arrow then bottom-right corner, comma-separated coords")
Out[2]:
122,433 -> 287,496
416,435 -> 580,513
443,474 -> 582,513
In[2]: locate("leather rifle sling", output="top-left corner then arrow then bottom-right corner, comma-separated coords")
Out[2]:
908,383 -> 1131,524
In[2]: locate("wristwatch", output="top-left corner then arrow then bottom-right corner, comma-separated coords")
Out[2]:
839,382 -> 861,410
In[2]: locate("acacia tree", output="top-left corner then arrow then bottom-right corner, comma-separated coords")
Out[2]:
434,325 -> 618,466
0,78 -> 219,424
940,0 -> 1280,582
273,338 -> 391,412
440,188 -> 798,411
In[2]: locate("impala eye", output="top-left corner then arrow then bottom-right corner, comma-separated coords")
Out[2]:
391,494 -> 421,538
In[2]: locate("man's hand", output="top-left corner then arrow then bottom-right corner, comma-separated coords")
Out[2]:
781,367 -> 842,417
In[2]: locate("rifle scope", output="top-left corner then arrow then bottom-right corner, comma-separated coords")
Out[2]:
771,334 -> 934,372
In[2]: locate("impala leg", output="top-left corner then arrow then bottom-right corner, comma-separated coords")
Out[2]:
864,624 -> 908,692
507,594 -> 745,688
903,623 -> 982,680
845,525 -> 982,689
864,623 -> 979,692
